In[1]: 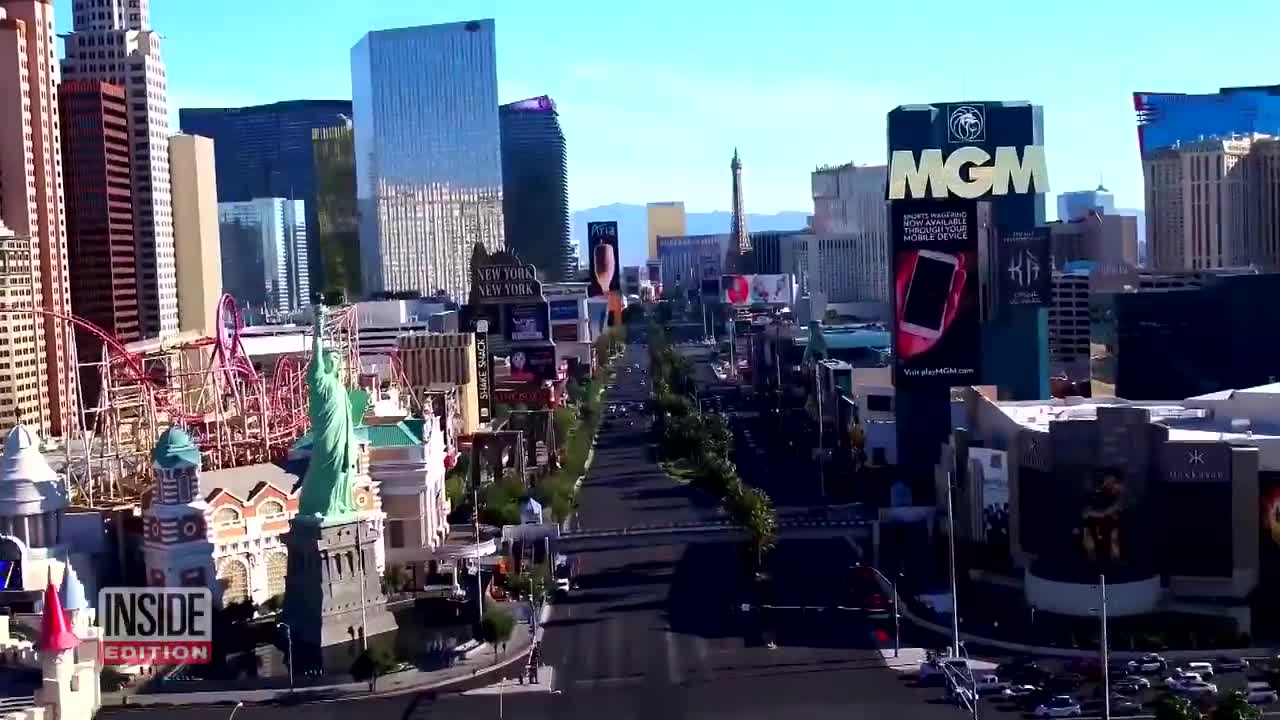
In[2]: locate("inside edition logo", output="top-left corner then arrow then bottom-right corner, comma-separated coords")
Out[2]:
99,587 -> 213,664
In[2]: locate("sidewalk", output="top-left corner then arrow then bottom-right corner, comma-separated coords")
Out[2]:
105,604 -> 553,707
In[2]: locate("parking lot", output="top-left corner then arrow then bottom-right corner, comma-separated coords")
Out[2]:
913,652 -> 1280,718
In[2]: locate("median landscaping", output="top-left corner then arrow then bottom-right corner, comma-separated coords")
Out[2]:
647,323 -> 778,570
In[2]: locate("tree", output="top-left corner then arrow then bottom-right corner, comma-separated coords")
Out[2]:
1154,694 -> 1202,720
350,648 -> 396,682
553,407 -> 577,448
1211,692 -> 1261,720
479,603 -> 517,662
726,485 -> 778,570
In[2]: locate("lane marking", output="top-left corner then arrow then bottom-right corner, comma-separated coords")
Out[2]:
665,630 -> 683,685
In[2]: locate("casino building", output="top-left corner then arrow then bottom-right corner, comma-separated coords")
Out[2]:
941,382 -> 1280,633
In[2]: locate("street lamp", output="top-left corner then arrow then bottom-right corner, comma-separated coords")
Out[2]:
944,471 -> 961,658
855,563 -> 899,658
1091,574 -> 1112,720
276,622 -> 294,694
228,701 -> 244,719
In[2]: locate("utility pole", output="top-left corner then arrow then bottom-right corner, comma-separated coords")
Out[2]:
945,471 -> 960,658
1100,574 -> 1111,720
814,364 -> 825,500
277,623 -> 294,693
474,480 -> 485,622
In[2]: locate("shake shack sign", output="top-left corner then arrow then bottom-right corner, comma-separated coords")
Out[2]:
469,245 -> 544,304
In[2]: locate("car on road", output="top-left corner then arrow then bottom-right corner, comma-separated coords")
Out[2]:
1182,661 -> 1215,678
1001,684 -> 1038,699
1165,671 -> 1204,689
1177,680 -> 1219,698
1128,653 -> 1167,673
1034,695 -> 1082,718
1109,697 -> 1143,716
1247,682 -> 1279,705
973,674 -> 1010,696
1215,656 -> 1249,673
1112,676 -> 1150,695
1045,673 -> 1085,693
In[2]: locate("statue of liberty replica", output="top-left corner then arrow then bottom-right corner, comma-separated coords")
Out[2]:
282,304 -> 396,673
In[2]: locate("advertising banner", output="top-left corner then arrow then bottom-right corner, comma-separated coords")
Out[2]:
549,300 -> 579,322
551,323 -> 580,343
508,345 -> 557,383
723,274 -> 794,306
506,303 -> 549,342
495,386 -> 553,407
891,199 -> 980,387
998,227 -> 1051,306
587,222 -> 620,297
474,331 -> 493,424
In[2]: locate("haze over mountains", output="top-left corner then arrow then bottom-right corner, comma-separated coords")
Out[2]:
568,202 -> 1146,268
571,203 -> 809,266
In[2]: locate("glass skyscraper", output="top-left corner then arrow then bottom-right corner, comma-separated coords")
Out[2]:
1134,85 -> 1280,154
217,199 -> 310,319
313,123 -> 360,300
351,20 -> 505,300
500,96 -> 572,281
178,100 -> 353,292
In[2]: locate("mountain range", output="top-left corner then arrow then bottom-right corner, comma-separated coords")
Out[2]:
571,203 -> 810,266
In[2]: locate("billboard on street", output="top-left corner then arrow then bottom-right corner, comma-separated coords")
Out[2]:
722,274 -> 794,306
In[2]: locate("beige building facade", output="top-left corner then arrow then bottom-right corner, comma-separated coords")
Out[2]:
169,134 -> 222,338
0,1 -> 73,438
61,0 -> 179,338
645,201 -> 686,261
1144,134 -> 1280,271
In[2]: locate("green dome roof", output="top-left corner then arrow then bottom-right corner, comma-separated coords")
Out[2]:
153,426 -> 201,469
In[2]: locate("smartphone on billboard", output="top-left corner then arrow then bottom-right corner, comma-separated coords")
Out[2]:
900,250 -> 958,340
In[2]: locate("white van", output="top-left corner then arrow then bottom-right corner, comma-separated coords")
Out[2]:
1183,661 -> 1215,679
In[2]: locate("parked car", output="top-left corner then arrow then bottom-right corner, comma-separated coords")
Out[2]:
973,674 -> 1010,696
1165,671 -> 1203,689
1182,661 -> 1215,679
1177,680 -> 1219,698
1035,695 -> 1083,718
1247,682 -> 1279,705
1216,657 -> 1249,673
1129,653 -> 1168,673
1001,684 -> 1039,699
1110,697 -> 1143,716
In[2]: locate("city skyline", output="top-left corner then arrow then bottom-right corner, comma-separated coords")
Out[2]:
56,0 -> 1280,217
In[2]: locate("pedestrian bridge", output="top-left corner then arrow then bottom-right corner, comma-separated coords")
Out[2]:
549,518 -> 874,552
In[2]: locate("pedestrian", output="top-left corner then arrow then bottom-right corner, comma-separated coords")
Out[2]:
502,641 -> 508,655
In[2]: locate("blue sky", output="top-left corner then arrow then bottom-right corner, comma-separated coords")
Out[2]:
58,0 -> 1280,216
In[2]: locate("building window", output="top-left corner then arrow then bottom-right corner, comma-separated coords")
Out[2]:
388,520 -> 405,549
266,552 -> 287,599
212,507 -> 242,528
258,500 -> 286,521
216,558 -> 249,607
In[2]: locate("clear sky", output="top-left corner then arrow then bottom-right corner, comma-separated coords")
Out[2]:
57,0 -> 1280,216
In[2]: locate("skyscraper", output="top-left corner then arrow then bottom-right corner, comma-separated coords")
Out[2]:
1134,86 -> 1280,155
351,20 -> 505,299
59,79 -> 140,409
61,0 -> 177,339
730,149 -> 749,255
1143,134 -> 1280,271
1056,184 -> 1115,221
170,135 -> 222,338
218,199 -> 310,318
0,0 -> 74,437
178,100 -> 352,292
312,123 -> 359,299
645,202 -> 686,262
809,163 -> 891,302
499,95 -> 572,281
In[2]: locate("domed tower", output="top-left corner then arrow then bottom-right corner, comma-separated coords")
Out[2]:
0,425 -> 69,597
143,427 -> 218,600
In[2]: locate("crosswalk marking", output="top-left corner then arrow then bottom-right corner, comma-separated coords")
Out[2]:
693,636 -> 712,681
0,697 -> 34,712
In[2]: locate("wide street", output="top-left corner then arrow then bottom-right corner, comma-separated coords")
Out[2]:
101,341 -> 959,720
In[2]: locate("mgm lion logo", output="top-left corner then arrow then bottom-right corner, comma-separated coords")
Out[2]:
948,104 -> 986,143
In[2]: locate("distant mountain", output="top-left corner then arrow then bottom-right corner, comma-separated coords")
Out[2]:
571,203 -> 810,267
